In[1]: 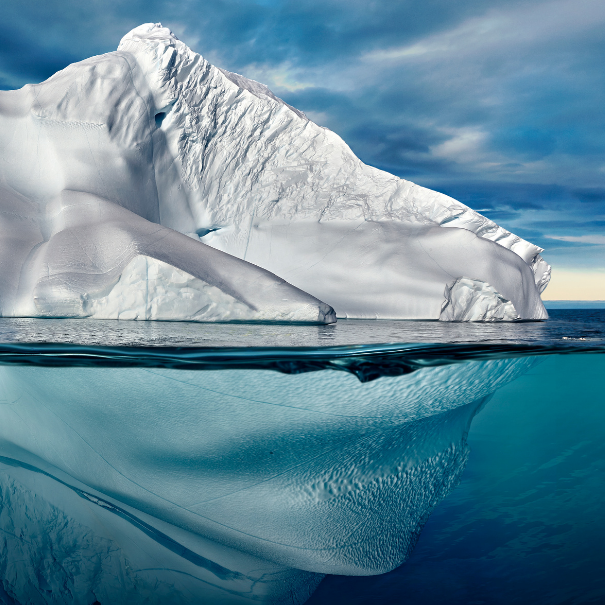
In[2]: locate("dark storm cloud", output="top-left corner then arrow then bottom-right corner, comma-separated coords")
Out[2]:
573,188 -> 605,203
1,0 -> 603,269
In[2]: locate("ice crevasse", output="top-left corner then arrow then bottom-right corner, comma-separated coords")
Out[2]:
0,23 -> 551,322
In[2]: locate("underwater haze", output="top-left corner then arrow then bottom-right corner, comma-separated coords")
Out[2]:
310,349 -> 605,605
0,311 -> 604,604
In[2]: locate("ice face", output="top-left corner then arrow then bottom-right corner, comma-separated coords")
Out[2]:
0,76 -> 334,323
440,277 -> 520,321
0,355 -> 537,605
0,458 -> 323,605
0,22 -> 549,322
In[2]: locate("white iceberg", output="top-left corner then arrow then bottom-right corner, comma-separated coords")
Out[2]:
0,23 -> 550,322
439,277 -> 520,322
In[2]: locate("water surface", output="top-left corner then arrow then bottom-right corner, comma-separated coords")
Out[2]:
0,309 -> 602,348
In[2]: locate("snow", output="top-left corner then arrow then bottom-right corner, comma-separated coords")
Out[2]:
0,356 -> 537,603
0,22 -> 550,321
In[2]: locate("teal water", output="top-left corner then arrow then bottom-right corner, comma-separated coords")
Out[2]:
0,311 -> 604,604
311,353 -> 605,604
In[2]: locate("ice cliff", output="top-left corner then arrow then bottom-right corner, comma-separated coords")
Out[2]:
0,23 -> 550,322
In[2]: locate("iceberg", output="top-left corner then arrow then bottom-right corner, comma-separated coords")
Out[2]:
439,277 -> 520,322
0,23 -> 549,322
0,346 -> 538,603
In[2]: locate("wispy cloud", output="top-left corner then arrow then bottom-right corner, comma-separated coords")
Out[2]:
234,62 -> 315,92
0,0 -> 603,270
362,0 -> 605,63
546,235 -> 605,245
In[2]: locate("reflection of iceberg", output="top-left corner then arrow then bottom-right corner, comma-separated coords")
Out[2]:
0,23 -> 549,321
0,352 -> 536,603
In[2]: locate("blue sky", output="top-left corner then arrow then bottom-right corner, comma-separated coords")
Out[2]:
2,0 -> 604,297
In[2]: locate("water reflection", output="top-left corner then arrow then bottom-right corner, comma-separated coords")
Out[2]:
0,355 -> 537,603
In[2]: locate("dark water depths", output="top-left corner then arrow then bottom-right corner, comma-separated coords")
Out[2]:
0,310 -> 603,604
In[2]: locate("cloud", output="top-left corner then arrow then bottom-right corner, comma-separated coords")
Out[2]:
194,0 -> 532,68
546,235 -> 605,245
573,188 -> 605,203
235,62 -> 315,92
362,0 -> 605,64
0,0 -> 603,272
248,0 -> 605,208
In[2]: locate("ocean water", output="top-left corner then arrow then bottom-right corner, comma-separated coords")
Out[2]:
0,311 -> 603,605
0,309 -> 602,347
310,352 -> 605,605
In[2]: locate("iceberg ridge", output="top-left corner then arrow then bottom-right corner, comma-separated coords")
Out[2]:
0,22 -> 550,321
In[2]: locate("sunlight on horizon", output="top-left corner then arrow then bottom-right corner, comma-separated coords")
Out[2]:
542,269 -> 605,301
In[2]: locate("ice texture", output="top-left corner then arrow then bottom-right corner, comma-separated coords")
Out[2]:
0,459 -> 322,605
86,254 -> 332,322
0,22 -> 549,321
0,356 -> 536,605
439,277 -> 519,322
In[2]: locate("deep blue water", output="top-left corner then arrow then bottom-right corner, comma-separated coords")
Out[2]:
0,310 -> 604,604
543,300 -> 605,309
310,352 -> 605,605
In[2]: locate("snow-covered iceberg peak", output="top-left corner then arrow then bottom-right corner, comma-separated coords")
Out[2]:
0,22 -> 549,321
0,27 -> 335,323
118,23 -> 550,320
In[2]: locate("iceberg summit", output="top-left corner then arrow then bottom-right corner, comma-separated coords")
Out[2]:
0,23 -> 550,322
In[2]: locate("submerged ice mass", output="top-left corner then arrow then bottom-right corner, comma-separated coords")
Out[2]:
0,350 -> 537,603
0,23 -> 549,321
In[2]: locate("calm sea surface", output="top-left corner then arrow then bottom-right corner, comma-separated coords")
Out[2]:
0,309 -> 602,347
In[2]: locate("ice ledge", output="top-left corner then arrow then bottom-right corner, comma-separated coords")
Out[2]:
439,277 -> 521,322
85,255 -> 336,324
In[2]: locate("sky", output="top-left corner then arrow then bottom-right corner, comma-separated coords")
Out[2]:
1,0 -> 604,299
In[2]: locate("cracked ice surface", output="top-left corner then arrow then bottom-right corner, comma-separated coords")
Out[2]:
0,23 -> 549,322
440,277 -> 520,322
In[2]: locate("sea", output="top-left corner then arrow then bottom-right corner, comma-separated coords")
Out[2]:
0,309 -> 603,605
